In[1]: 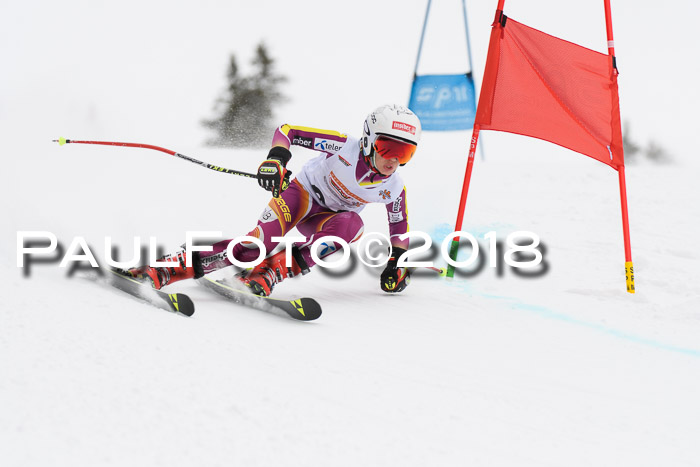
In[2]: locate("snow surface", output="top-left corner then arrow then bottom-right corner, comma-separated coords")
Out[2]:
3,1 -> 700,466
4,136 -> 700,466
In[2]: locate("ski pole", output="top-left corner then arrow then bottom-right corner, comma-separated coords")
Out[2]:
410,266 -> 447,277
425,266 -> 447,276
53,137 -> 257,179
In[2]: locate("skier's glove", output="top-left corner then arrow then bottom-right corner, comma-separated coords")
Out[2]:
380,247 -> 411,293
258,146 -> 292,198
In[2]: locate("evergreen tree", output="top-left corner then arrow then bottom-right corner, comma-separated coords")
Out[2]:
622,121 -> 672,164
645,140 -> 672,164
622,121 -> 641,164
203,43 -> 286,147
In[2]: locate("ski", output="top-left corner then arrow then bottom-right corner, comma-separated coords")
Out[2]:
198,276 -> 321,321
102,268 -> 195,317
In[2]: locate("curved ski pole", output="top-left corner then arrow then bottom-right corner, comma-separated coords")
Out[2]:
53,137 -> 257,179
409,266 -> 447,277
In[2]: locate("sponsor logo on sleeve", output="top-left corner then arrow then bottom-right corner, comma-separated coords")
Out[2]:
314,138 -> 343,153
392,121 -> 416,135
292,136 -> 313,148
389,212 -> 404,223
273,198 -> 292,222
392,196 -> 403,212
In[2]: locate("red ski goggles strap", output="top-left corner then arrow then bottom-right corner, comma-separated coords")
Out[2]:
373,135 -> 416,164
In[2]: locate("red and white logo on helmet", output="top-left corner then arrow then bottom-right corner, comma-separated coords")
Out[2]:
391,121 -> 416,135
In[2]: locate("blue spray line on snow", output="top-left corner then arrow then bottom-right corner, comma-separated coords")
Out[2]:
427,224 -> 700,359
485,295 -> 700,359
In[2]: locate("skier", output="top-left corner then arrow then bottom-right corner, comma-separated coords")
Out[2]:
129,104 -> 421,296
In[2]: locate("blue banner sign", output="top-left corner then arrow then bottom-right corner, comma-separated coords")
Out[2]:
409,74 -> 476,131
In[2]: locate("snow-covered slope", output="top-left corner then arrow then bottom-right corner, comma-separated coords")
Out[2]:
3,133 -> 700,466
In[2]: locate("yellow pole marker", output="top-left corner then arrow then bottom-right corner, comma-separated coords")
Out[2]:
625,261 -> 635,294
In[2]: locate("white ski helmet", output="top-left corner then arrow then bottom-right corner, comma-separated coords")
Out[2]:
361,104 -> 422,165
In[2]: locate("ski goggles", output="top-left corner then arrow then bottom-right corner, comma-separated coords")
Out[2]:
373,135 -> 417,165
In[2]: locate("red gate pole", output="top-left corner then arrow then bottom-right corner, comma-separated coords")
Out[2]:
604,0 -> 635,293
446,126 -> 481,278
446,0 -> 506,278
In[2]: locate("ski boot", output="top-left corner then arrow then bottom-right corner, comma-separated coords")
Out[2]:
129,250 -> 204,290
239,247 -> 309,297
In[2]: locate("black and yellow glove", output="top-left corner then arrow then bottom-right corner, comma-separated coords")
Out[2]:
380,247 -> 411,293
257,146 -> 292,198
